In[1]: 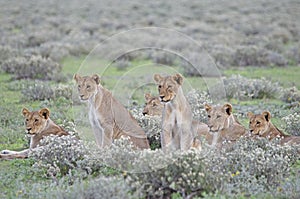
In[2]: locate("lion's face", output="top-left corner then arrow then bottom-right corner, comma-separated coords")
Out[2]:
22,108 -> 50,135
142,93 -> 164,116
205,103 -> 233,132
247,111 -> 270,135
153,73 -> 183,103
74,74 -> 100,101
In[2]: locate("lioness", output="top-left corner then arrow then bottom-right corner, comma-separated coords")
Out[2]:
204,103 -> 247,147
153,73 -> 195,151
142,93 -> 209,144
247,111 -> 300,145
74,74 -> 150,149
0,108 -> 69,159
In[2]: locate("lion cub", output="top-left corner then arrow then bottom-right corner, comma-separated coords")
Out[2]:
204,103 -> 247,147
247,111 -> 300,145
74,74 -> 150,149
153,73 -> 196,151
0,108 -> 69,159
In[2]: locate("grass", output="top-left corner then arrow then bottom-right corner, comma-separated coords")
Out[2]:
224,66 -> 300,89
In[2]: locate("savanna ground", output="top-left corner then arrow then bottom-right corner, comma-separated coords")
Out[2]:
1,0 -> 300,198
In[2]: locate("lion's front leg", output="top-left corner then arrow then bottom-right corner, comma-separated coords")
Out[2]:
179,123 -> 194,151
161,122 -> 174,152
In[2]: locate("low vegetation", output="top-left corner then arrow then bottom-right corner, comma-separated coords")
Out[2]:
1,0 -> 300,198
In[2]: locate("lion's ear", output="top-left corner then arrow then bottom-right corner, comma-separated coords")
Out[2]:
153,74 -> 162,83
247,112 -> 254,119
39,108 -> 50,120
262,111 -> 271,122
204,104 -> 211,112
223,103 -> 232,115
173,73 -> 183,85
144,93 -> 151,101
92,74 -> 100,85
73,74 -> 82,83
22,108 -> 30,117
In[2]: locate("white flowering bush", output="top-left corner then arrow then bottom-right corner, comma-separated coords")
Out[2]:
29,135 -> 87,178
186,89 -> 211,122
221,138 -> 298,196
222,75 -> 282,100
282,110 -> 300,136
130,106 -> 162,149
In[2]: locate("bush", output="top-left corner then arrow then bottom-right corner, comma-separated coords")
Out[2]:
281,87 -> 300,104
29,134 -> 86,178
233,46 -> 288,67
130,106 -> 162,149
21,81 -> 73,101
221,138 -> 298,196
1,55 -> 64,81
186,90 -> 211,122
282,109 -> 300,136
222,75 -> 282,100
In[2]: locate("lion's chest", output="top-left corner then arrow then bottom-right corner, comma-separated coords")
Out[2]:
88,103 -> 103,129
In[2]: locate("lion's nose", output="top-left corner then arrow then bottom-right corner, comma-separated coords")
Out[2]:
27,128 -> 32,133
80,95 -> 84,99
159,96 -> 164,100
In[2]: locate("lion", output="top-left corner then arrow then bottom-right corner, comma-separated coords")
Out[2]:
204,103 -> 247,147
247,111 -> 300,145
142,93 -> 209,145
74,74 -> 150,149
142,93 -> 164,116
0,108 -> 69,159
153,73 -> 197,151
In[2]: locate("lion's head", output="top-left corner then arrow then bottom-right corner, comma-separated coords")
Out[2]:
204,103 -> 234,132
247,111 -> 272,136
142,93 -> 164,116
22,108 -> 50,135
74,74 -> 100,101
153,73 -> 183,103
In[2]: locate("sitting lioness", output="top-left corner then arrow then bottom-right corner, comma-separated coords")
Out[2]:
204,103 -> 247,147
153,73 -> 196,151
247,111 -> 300,145
142,93 -> 209,145
0,108 -> 69,159
74,74 -> 150,149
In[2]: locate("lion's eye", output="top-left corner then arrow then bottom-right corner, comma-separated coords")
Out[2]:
208,115 -> 211,118
152,103 -> 157,107
158,85 -> 162,89
168,85 -> 172,89
256,121 -> 260,125
35,119 -> 39,122
249,121 -> 252,124
78,85 -> 81,89
217,115 -> 221,119
86,85 -> 91,89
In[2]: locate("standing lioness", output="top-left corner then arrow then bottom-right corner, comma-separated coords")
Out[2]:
154,73 -> 195,151
0,108 -> 69,159
74,74 -> 150,149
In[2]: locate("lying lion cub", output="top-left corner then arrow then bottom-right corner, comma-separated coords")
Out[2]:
205,103 -> 247,147
0,108 -> 69,159
74,74 -> 150,149
142,93 -> 209,145
247,111 -> 300,145
154,73 -> 196,151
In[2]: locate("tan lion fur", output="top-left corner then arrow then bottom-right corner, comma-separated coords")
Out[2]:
247,111 -> 300,146
153,73 -> 197,151
0,108 -> 69,159
74,74 -> 150,149
204,103 -> 247,147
